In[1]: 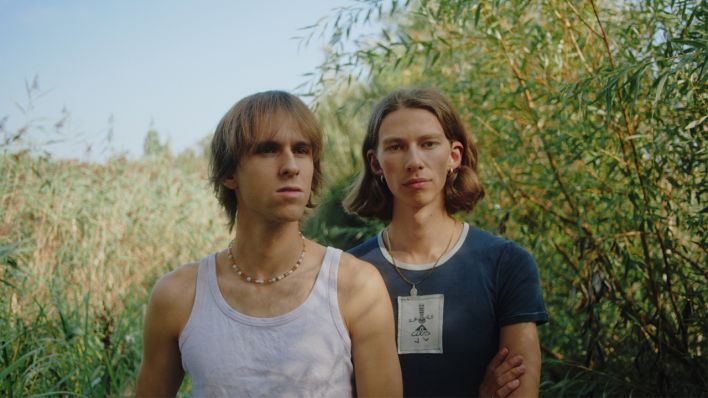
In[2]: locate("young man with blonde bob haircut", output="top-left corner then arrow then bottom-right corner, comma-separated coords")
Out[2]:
137,90 -> 402,397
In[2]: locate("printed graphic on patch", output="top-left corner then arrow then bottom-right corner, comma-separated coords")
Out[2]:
397,294 -> 443,354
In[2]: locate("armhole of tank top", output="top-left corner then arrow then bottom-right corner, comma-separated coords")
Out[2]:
326,247 -> 353,351
177,254 -> 210,351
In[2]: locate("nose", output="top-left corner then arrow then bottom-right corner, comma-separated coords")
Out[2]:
280,150 -> 300,177
405,148 -> 424,172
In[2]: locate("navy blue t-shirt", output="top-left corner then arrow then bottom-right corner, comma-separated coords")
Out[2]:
349,224 -> 548,397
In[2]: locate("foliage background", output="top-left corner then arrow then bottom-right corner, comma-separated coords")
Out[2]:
1,0 -> 705,396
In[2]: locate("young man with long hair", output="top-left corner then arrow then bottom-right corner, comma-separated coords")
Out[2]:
347,87 -> 547,397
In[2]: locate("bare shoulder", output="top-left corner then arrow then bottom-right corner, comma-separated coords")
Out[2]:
336,251 -> 396,354
146,262 -> 200,335
338,252 -> 384,290
150,262 -> 198,304
337,252 -> 388,307
337,254 -> 401,396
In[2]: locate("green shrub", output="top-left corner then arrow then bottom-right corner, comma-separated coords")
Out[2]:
303,0 -> 707,396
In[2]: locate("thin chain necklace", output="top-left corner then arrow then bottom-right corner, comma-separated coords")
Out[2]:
383,222 -> 456,296
227,232 -> 306,284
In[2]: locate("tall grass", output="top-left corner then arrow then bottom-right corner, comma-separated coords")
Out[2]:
1,149 -> 229,396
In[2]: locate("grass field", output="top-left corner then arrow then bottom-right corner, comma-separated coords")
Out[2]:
1,150 -> 228,396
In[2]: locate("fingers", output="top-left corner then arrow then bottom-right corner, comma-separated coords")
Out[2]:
496,360 -> 525,387
504,354 -> 524,370
481,348 -> 526,398
480,348 -> 510,398
492,351 -> 526,397
490,355 -> 524,377
495,378 -> 521,398
487,347 -> 510,373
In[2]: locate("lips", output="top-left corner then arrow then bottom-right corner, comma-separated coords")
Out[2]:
276,186 -> 303,195
403,178 -> 430,189
277,186 -> 302,191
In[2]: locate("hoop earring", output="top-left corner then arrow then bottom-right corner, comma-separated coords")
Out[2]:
379,175 -> 386,184
446,168 -> 458,184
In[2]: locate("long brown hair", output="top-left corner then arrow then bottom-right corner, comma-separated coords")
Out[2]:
344,87 -> 484,221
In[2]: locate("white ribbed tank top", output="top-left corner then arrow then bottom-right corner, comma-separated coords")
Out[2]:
179,247 -> 354,397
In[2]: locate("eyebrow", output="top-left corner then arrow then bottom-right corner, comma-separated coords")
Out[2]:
253,140 -> 280,148
381,133 -> 444,144
252,139 -> 312,150
292,140 -> 312,147
381,136 -> 404,144
417,133 -> 445,140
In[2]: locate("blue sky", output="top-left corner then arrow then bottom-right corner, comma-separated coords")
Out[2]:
0,0 -> 359,161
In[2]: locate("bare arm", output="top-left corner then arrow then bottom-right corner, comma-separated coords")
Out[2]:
479,347 -> 525,398
339,254 -> 402,397
499,323 -> 541,398
136,265 -> 196,397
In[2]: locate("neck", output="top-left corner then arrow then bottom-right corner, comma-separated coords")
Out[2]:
387,204 -> 459,264
231,218 -> 304,277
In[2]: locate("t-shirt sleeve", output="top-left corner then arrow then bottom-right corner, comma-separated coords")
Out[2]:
495,241 -> 548,327
346,236 -> 378,258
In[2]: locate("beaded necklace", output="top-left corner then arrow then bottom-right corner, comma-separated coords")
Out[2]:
227,232 -> 306,284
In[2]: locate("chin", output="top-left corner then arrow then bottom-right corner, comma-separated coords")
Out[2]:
270,208 -> 307,223
399,194 -> 439,209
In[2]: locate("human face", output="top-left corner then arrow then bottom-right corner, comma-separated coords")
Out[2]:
224,113 -> 314,225
369,107 -> 462,213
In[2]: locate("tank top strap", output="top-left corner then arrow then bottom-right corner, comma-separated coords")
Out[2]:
195,253 -> 217,313
322,246 -> 350,346
200,253 -> 216,295
178,253 -> 216,351
322,246 -> 342,295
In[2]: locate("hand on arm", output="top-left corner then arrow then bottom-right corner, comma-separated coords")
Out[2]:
339,254 -> 402,397
498,323 -> 541,398
478,347 -> 525,398
136,266 -> 196,397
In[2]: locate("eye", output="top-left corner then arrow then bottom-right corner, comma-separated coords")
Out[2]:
254,142 -> 279,154
384,143 -> 403,151
421,140 -> 440,149
293,143 -> 312,156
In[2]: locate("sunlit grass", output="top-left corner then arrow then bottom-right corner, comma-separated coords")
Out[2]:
1,150 -> 229,396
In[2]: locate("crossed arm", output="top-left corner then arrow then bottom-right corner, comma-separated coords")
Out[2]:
500,322 -> 541,397
480,323 -> 541,398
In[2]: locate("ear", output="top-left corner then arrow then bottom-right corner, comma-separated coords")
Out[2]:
367,149 -> 383,176
223,178 -> 238,190
449,141 -> 463,170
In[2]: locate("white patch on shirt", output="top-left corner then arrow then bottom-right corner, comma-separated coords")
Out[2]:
397,294 -> 444,354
